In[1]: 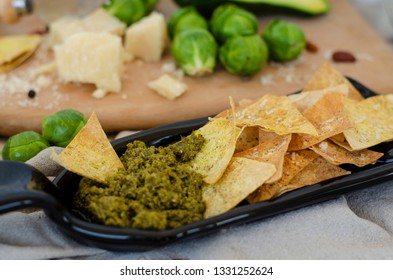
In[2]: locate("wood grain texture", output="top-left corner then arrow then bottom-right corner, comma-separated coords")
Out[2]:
1,0 -> 393,137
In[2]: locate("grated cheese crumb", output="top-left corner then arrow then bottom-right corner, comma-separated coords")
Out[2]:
356,52 -> 374,62
260,74 -> 274,85
161,62 -> 177,73
92,88 -> 108,99
36,75 -> 52,88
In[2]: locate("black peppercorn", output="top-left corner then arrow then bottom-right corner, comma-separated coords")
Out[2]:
28,89 -> 36,98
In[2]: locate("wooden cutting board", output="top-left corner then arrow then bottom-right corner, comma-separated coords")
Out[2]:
1,0 -> 393,137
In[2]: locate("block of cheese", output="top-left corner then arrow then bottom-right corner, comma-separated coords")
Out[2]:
49,16 -> 84,47
125,11 -> 168,62
83,8 -> 126,36
148,74 -> 187,100
54,32 -> 123,93
49,8 -> 126,47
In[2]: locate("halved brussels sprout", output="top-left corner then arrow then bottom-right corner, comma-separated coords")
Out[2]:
2,131 -> 50,162
262,19 -> 306,62
210,4 -> 259,43
42,109 -> 87,148
219,34 -> 268,76
171,28 -> 218,76
168,6 -> 208,38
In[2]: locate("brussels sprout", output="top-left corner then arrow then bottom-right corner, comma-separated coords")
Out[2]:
42,109 -> 87,148
2,131 -> 50,162
262,19 -> 306,62
168,6 -> 208,38
210,4 -> 259,43
219,34 -> 268,76
145,0 -> 159,12
172,28 -> 218,76
103,0 -> 158,26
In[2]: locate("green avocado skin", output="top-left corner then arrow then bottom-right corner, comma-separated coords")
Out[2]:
173,0 -> 330,15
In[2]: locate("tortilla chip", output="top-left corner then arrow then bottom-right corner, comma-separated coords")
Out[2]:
365,94 -> 393,111
247,150 -> 319,203
235,132 -> 291,183
0,34 -> 41,73
258,128 -> 284,144
302,63 -> 364,101
289,91 -> 353,151
214,98 -> 255,119
238,98 -> 254,108
203,157 -> 276,218
386,94 -> 393,109
289,84 -> 349,113
234,126 -> 259,153
343,97 -> 393,150
235,94 -> 318,136
214,109 -> 230,119
329,133 -> 354,151
51,112 -> 125,184
273,157 -> 350,198
190,117 -> 237,184
310,139 -> 383,167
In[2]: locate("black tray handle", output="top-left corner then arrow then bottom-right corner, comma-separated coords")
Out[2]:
0,160 -> 61,214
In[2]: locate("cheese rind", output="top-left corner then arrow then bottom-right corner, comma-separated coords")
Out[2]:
54,32 -> 123,93
125,12 -> 168,62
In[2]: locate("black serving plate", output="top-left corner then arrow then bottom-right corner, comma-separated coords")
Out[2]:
2,78 -> 393,251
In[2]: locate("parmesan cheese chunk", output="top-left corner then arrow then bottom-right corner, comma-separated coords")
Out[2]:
49,16 -> 84,47
148,74 -> 187,100
125,12 -> 168,62
49,8 -> 126,47
92,88 -> 108,99
83,8 -> 126,37
54,32 -> 123,93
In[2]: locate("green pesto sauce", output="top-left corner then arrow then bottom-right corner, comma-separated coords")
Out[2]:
73,132 -> 206,230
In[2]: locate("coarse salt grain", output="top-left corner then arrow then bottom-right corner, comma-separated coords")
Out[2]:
319,141 -> 328,152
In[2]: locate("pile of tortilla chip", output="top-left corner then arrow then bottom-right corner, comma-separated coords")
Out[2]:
0,34 -> 41,73
194,63 -> 392,218
51,63 -> 393,222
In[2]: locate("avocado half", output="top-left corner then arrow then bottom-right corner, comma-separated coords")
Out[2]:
173,0 -> 330,16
